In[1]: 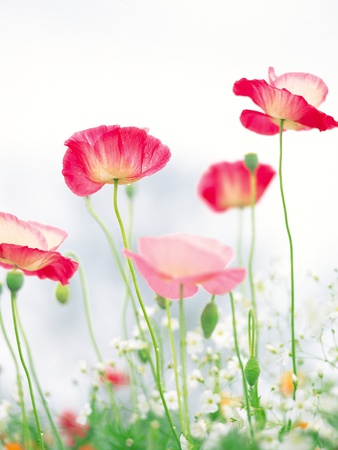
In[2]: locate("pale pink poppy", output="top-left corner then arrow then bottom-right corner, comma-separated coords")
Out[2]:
198,160 -> 275,212
0,212 -> 78,285
123,234 -> 245,299
62,125 -> 171,196
233,67 -> 338,135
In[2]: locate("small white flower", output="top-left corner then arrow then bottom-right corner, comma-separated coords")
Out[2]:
161,316 -> 179,331
211,322 -> 231,349
180,434 -> 191,450
186,330 -> 204,356
190,419 -> 207,439
199,389 -> 220,414
137,394 -> 149,419
203,422 -> 231,450
279,430 -> 313,450
164,390 -> 179,411
187,369 -> 204,389
77,402 -> 92,425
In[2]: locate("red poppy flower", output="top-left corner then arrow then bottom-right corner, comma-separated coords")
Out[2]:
59,410 -> 89,447
233,67 -> 338,135
198,160 -> 275,212
62,125 -> 171,196
124,233 -> 245,300
101,366 -> 129,387
0,212 -> 78,285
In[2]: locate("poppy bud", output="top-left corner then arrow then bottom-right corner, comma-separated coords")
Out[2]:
155,294 -> 168,310
55,283 -> 70,304
6,270 -> 24,293
201,302 -> 219,338
245,357 -> 260,386
244,153 -> 259,174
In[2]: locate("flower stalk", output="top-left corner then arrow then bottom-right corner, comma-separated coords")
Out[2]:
278,119 -> 297,400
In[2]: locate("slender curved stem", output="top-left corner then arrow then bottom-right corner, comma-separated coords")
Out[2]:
278,119 -> 297,400
113,180 -> 180,447
85,197 -> 146,358
65,251 -> 122,427
10,292 -> 44,450
166,299 -> 185,434
248,172 -> 258,347
14,302 -> 66,450
66,252 -> 103,362
229,292 -> 254,440
0,302 -> 31,448
179,289 -> 190,438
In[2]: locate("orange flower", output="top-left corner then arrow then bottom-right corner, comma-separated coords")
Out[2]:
5,444 -> 23,450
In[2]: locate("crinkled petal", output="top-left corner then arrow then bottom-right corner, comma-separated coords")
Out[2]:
0,244 -> 78,285
138,234 -> 234,276
200,268 -> 246,295
239,110 -> 280,135
0,212 -> 47,250
268,67 -> 328,108
234,78 -> 338,132
123,249 -> 198,299
62,125 -> 171,196
27,221 -> 68,251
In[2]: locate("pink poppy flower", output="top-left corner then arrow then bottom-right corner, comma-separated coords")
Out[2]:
233,67 -> 338,135
198,160 -> 276,212
62,125 -> 171,196
123,234 -> 245,300
0,212 -> 78,285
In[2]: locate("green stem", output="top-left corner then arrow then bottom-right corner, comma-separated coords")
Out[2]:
229,292 -> 254,440
165,299 -> 185,435
278,119 -> 297,400
248,309 -> 255,359
179,290 -> 190,438
65,252 -> 122,427
237,208 -> 247,298
14,302 -> 66,450
248,172 -> 258,347
85,196 -> 146,361
0,301 -> 31,448
66,252 -> 103,362
10,292 -> 44,450
113,180 -> 180,447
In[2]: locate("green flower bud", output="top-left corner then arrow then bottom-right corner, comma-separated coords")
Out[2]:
55,283 -> 70,304
245,357 -> 261,386
155,294 -> 168,310
138,348 -> 150,363
6,270 -> 24,293
244,153 -> 259,174
201,302 -> 219,339
125,184 -> 136,199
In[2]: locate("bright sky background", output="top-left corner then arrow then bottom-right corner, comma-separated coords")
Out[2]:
1,0 -> 338,411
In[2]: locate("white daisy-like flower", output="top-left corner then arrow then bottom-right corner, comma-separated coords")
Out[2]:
203,422 -> 232,450
187,369 -> 204,389
199,389 -> 220,414
186,330 -> 204,357
164,390 -> 179,411
150,390 -> 165,417
211,322 -> 232,349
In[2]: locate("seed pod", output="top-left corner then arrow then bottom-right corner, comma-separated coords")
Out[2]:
6,270 -> 24,293
245,357 -> 261,386
55,283 -> 70,304
201,302 -> 219,339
